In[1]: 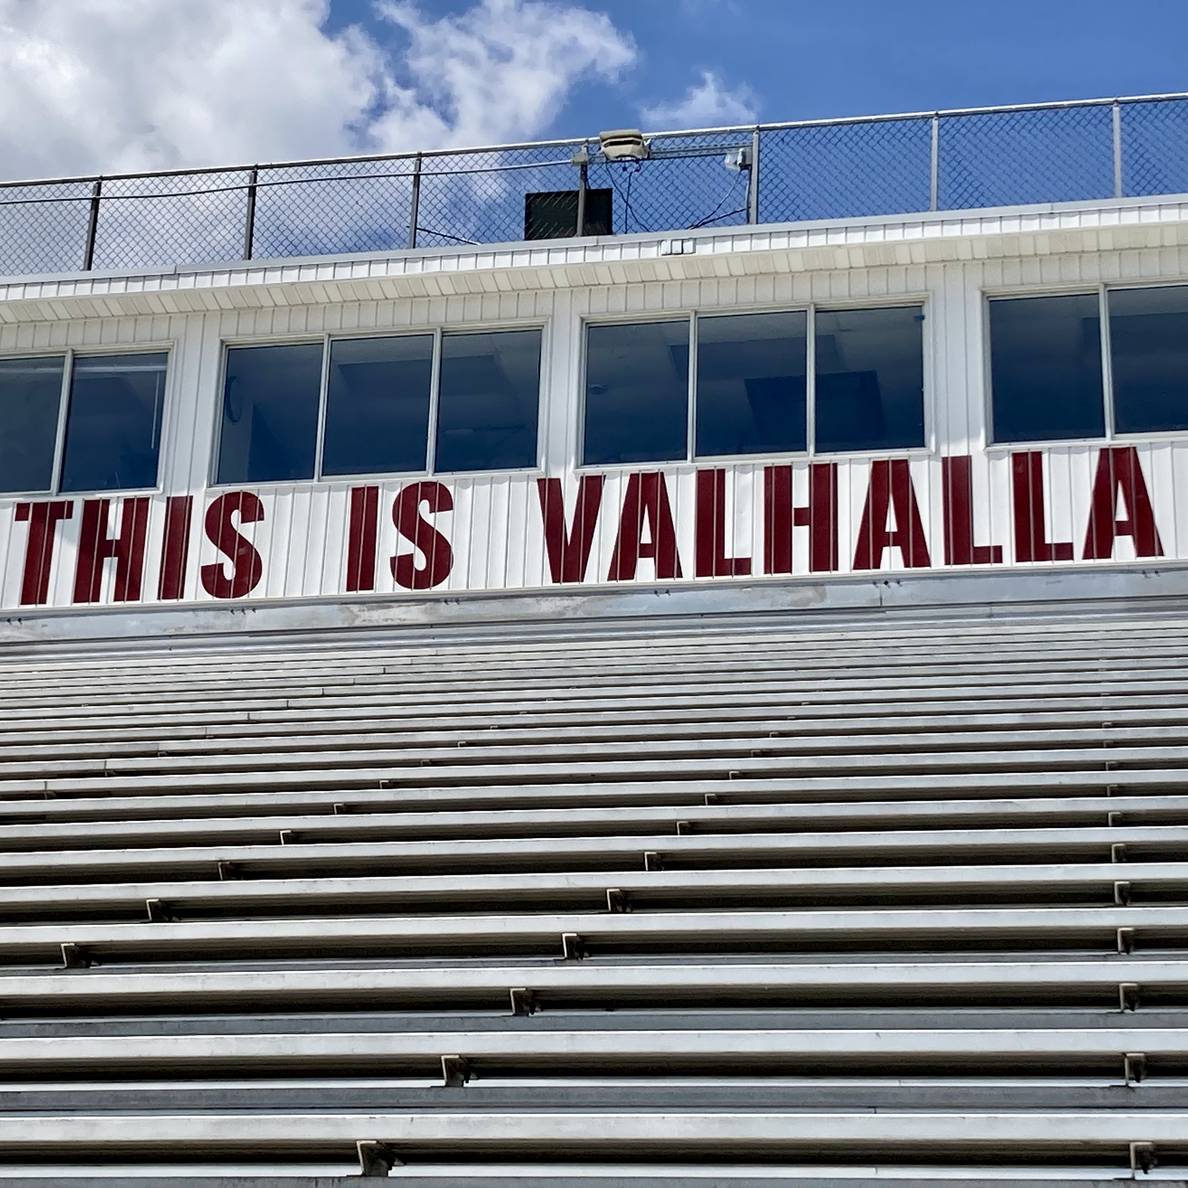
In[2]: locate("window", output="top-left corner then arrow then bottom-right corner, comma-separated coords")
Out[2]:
436,329 -> 541,473
695,311 -> 808,457
583,320 -> 689,466
215,327 -> 543,485
815,306 -> 925,453
0,351 -> 167,496
989,294 -> 1104,443
323,335 -> 433,477
582,304 -> 924,466
1109,285 -> 1188,435
988,285 -> 1188,444
0,356 -> 63,494
217,343 -> 322,485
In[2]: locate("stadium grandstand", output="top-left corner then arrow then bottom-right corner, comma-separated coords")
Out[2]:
0,94 -> 1187,1182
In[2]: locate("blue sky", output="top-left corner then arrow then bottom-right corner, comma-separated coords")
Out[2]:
330,0 -> 1188,134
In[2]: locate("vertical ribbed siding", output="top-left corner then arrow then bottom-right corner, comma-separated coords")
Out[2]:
3,237 -> 1188,612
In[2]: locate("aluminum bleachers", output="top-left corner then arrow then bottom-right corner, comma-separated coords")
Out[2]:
0,608 -> 1186,1183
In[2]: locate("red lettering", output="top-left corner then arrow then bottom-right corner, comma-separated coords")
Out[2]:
72,497 -> 150,604
200,492 -> 264,599
853,459 -> 931,570
157,495 -> 194,601
537,475 -> 604,584
695,469 -> 751,578
391,482 -> 453,590
1011,451 -> 1074,562
346,486 -> 380,593
942,455 -> 1003,566
1082,446 -> 1163,560
14,500 -> 72,606
763,463 -> 838,574
608,472 -> 683,581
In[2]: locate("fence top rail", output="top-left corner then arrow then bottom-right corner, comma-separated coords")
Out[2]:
3,90 -> 1187,193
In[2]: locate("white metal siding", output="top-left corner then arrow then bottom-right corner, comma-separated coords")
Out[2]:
4,208 -> 1188,616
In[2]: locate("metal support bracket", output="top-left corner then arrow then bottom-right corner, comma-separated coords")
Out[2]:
333,803 -> 348,815
440,1053 -> 470,1087
675,820 -> 693,836
279,829 -> 296,845
1114,881 -> 1132,907
217,860 -> 238,881
1108,810 -> 1123,828
60,943 -> 90,970
357,1140 -> 400,1176
703,792 -> 720,806
644,851 -> 663,872
606,888 -> 629,913
1117,927 -> 1137,955
1119,982 -> 1141,1012
509,986 -> 538,1016
1130,1141 -> 1157,1175
561,931 -> 585,961
1111,843 -> 1128,864
1124,1051 -> 1147,1084
145,898 -> 171,923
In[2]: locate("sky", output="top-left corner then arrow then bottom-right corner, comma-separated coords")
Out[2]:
0,0 -> 1185,180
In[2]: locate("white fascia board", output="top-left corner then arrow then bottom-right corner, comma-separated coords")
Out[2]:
2,194 -> 1188,322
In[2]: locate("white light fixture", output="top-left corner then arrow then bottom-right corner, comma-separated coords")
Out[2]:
598,129 -> 649,162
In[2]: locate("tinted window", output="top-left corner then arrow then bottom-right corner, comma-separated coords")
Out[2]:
322,335 -> 433,477
217,343 -> 321,484
695,312 -> 808,457
989,294 -> 1104,443
584,320 -> 689,466
815,306 -> 925,453
59,352 -> 167,493
1109,285 -> 1188,434
435,329 -> 541,473
0,355 -> 63,494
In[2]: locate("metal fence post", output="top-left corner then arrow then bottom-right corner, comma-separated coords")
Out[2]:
575,150 -> 589,236
82,180 -> 102,271
242,168 -> 259,261
747,129 -> 761,224
408,153 -> 423,249
1112,101 -> 1124,198
929,116 -> 940,211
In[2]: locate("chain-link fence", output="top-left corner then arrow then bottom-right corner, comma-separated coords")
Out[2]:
3,93 -> 1187,279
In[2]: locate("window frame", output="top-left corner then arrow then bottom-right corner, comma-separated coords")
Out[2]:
577,297 -> 932,471
0,343 -> 173,499
210,321 -> 548,489
983,279 -> 1188,451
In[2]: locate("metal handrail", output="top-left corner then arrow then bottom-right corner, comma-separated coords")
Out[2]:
4,90 -> 1187,191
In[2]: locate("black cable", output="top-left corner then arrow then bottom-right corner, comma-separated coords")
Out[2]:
688,169 -> 746,229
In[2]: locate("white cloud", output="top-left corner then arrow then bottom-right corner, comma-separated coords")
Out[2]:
371,0 -> 636,151
0,0 -> 637,179
641,70 -> 757,129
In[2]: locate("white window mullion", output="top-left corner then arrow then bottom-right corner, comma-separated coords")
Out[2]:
426,328 -> 443,475
50,349 -> 73,494
313,334 -> 331,480
686,312 -> 697,462
1099,285 -> 1116,439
